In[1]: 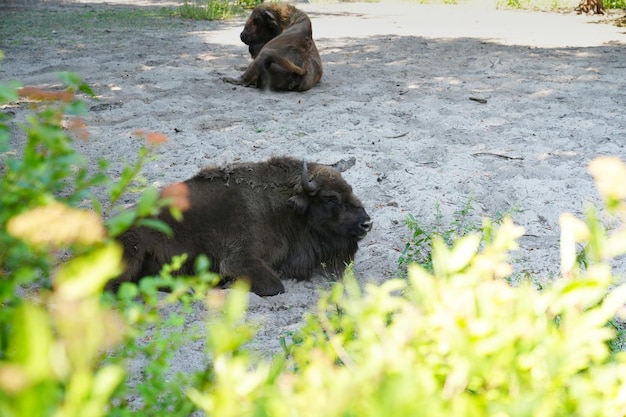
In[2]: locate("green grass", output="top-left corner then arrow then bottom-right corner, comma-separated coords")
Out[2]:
605,0 -> 626,7
0,8 -> 179,46
494,0 -> 579,11
398,196 -> 522,274
179,0 -> 240,20
0,2 -> 261,41
608,319 -> 626,353
179,0 -> 262,20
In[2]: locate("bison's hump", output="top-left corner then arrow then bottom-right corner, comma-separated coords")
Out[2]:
192,157 -> 307,191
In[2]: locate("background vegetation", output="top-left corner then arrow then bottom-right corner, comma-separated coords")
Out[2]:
0,0 -> 623,30
179,0 -> 262,20
176,0 -> 626,21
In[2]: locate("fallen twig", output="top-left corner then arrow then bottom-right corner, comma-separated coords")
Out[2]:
383,132 -> 409,138
469,97 -> 488,104
471,152 -> 524,160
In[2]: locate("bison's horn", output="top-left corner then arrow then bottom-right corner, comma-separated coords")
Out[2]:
263,10 -> 276,21
301,160 -> 318,194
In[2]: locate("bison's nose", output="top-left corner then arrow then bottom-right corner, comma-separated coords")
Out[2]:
359,214 -> 374,239
360,217 -> 373,234
240,31 -> 249,43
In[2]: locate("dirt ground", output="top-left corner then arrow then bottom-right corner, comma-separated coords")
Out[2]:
1,0 -> 626,387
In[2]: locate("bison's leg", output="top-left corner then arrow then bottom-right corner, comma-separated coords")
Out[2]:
266,55 -> 307,76
220,257 -> 285,296
223,62 -> 259,87
223,51 -> 308,91
254,53 -> 308,91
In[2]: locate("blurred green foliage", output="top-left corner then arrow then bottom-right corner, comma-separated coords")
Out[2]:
0,73 -> 103,303
0,71 -> 217,416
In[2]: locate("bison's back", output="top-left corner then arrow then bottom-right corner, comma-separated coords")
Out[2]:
179,157 -> 305,257
262,15 -> 322,92
232,3 -> 322,92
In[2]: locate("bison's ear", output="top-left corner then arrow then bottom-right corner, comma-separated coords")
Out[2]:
287,194 -> 309,215
330,157 -> 356,173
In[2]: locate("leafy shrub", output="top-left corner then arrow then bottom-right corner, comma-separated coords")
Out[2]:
1,209 -> 125,417
0,72 -> 103,304
0,71 -> 216,416
0,73 -> 122,416
605,0 -> 626,8
106,254 -> 219,417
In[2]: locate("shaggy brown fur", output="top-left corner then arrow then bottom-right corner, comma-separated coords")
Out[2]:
575,0 -> 605,14
223,3 -> 323,92
108,157 -> 372,296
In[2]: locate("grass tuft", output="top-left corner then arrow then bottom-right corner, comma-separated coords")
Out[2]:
179,0 -> 262,20
398,195 -> 522,273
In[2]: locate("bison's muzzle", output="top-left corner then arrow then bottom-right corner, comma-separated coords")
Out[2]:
355,211 -> 373,239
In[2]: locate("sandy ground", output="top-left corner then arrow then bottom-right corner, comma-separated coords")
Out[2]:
2,0 -> 626,394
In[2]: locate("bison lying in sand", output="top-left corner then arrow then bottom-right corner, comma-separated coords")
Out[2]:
223,2 -> 323,92
109,157 -> 372,296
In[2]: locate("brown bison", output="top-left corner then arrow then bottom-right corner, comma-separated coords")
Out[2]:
110,157 -> 372,296
575,0 -> 605,14
223,2 -> 323,92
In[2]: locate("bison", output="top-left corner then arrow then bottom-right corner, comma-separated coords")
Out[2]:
109,157 -> 372,296
575,0 -> 605,14
222,2 -> 323,92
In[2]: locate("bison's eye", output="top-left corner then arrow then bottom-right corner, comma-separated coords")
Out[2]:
321,194 -> 339,207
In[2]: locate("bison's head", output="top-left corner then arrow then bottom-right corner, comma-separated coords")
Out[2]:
240,6 -> 283,59
288,161 -> 372,241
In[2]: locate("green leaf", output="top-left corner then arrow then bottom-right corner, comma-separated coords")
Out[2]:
55,243 -> 123,299
87,365 -> 126,413
56,71 -> 82,89
194,254 -> 210,273
118,282 -> 140,299
0,80 -> 21,102
65,99 -> 89,116
10,304 -> 55,380
431,235 -> 450,278
606,229 -> 626,259
106,210 -> 138,237
169,205 -> 184,222
136,218 -> 172,237
109,152 -> 145,203
447,234 -> 481,273
78,82 -> 96,97
136,187 -> 159,217
0,127 -> 9,152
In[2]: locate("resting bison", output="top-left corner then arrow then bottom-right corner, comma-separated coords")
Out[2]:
223,2 -> 323,92
575,0 -> 605,14
110,157 -> 372,296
